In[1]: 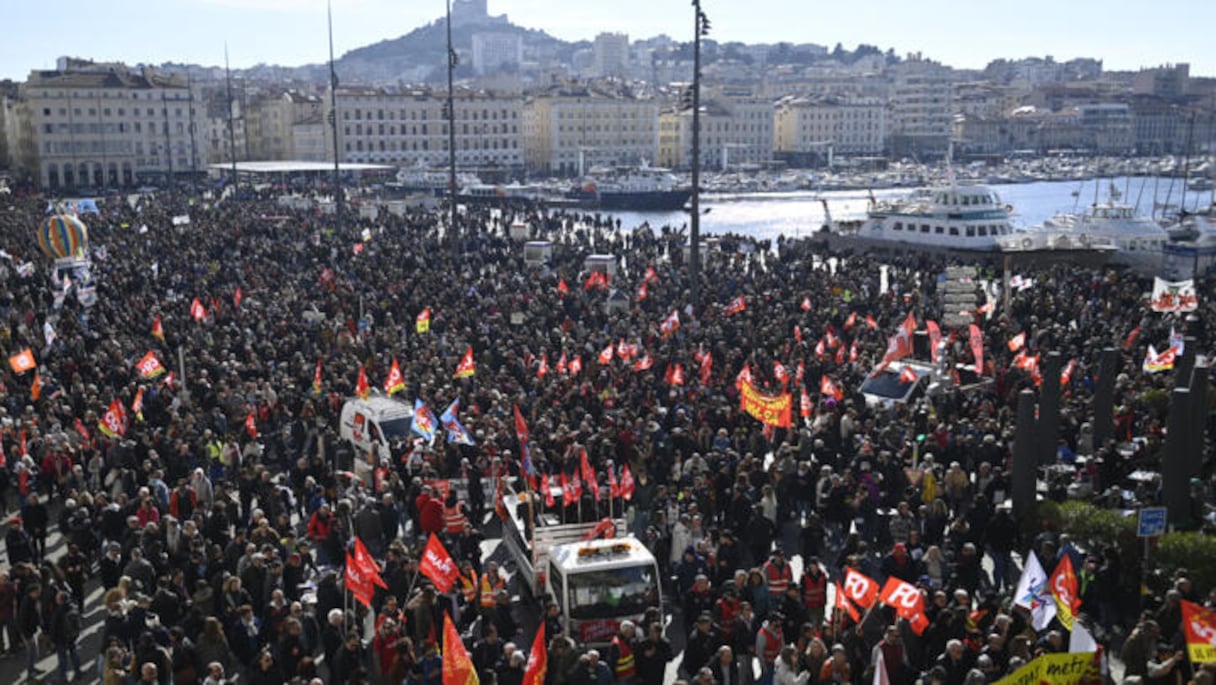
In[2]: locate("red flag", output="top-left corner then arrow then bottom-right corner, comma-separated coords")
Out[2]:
800,296 -> 812,311
1061,359 -> 1077,387
599,344 -> 614,365
664,363 -> 685,386
800,387 -> 812,418
724,295 -> 746,316
795,360 -> 806,387
608,466 -> 621,498
523,623 -> 548,685
344,552 -> 375,607
190,298 -> 206,322
834,344 -> 845,366
794,325 -> 803,344
820,375 -> 843,401
814,338 -> 827,360
541,473 -> 555,507
312,358 -> 323,395
644,266 -> 659,284
557,278 -> 570,297
619,464 -> 635,500
636,282 -> 648,302
556,351 -> 568,375
900,366 -> 918,384
865,314 -> 878,330
73,418 -> 91,443
879,576 -> 930,635
30,373 -> 43,402
842,567 -> 879,609
699,352 -> 712,386
384,358 -> 405,395
537,353 -> 549,379
569,355 -> 582,376
901,311 -> 917,336
616,339 -> 636,361
660,310 -> 680,338
849,339 -> 859,363
244,412 -> 257,439
495,478 -> 509,522
418,534 -> 459,593
442,612 -> 478,685
1050,554 -> 1081,630
844,312 -> 857,330
560,471 -> 575,506
633,353 -> 654,372
162,371 -> 176,391
233,286 -> 243,309
98,398 -> 128,438
1181,600 -> 1216,663
416,307 -> 432,334
355,364 -> 371,400
969,324 -> 984,375
514,404 -> 535,479
835,580 -> 861,622
1008,332 -> 1026,352
580,450 -> 600,501
151,316 -> 165,342
926,320 -> 942,364
135,351 -> 167,379
130,387 -> 145,420
453,346 -> 476,378
583,271 -> 608,291
1123,325 -> 1141,351
774,362 -> 789,385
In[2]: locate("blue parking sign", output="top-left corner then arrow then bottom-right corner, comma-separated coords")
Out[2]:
1138,507 -> 1167,537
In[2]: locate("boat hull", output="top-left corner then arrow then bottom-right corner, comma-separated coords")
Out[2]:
598,190 -> 691,211
813,230 -> 1115,269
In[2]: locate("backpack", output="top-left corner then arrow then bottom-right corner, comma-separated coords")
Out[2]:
64,603 -> 82,639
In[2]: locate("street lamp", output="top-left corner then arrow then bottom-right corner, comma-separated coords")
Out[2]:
688,0 -> 710,313
446,0 -> 459,244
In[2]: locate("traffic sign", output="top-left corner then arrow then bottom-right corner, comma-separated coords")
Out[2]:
1138,506 -> 1168,537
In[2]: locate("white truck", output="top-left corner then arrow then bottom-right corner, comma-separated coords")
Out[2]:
500,488 -> 662,644
339,394 -> 414,483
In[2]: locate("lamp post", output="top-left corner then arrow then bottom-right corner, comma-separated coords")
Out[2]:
689,0 -> 710,314
446,0 -> 459,244
327,0 -> 342,226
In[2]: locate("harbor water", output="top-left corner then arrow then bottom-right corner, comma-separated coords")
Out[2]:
604,177 -> 1214,241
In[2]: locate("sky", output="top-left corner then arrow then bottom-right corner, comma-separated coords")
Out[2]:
3,0 -> 1215,81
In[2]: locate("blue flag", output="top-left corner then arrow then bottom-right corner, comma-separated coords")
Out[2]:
439,399 -> 475,446
410,399 -> 437,443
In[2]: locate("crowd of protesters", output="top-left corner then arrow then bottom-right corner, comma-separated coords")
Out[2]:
0,183 -> 1213,685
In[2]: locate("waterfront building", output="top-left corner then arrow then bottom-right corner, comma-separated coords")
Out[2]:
656,87 -> 773,170
773,95 -> 886,166
522,83 -> 658,175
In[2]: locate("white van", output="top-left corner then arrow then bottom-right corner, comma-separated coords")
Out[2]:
339,395 -> 414,482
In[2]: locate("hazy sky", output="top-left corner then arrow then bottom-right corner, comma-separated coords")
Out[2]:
3,0 -> 1214,80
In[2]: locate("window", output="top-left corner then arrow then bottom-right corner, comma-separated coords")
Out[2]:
966,226 -> 975,237
935,226 -> 944,235
920,224 -> 930,234
949,227 -> 960,236
978,226 -> 988,237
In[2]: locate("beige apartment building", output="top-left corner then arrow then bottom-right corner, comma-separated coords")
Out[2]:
522,85 -> 658,175
11,59 -> 205,189
325,86 -> 523,170
773,95 -> 887,164
656,88 -> 774,170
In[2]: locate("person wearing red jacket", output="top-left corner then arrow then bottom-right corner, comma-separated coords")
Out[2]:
415,486 -> 445,539
307,504 -> 333,564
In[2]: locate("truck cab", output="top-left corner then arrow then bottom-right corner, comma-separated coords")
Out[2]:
500,489 -> 662,645
339,394 -> 413,483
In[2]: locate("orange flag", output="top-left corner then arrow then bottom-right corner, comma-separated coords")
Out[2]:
151,315 -> 165,342
30,373 -> 43,401
442,611 -> 479,684
190,298 -> 206,322
244,412 -> 257,439
453,346 -> 476,378
1181,600 -> 1216,663
8,348 -> 36,374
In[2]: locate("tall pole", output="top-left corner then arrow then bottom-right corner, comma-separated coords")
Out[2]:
689,1 -> 709,314
224,44 -> 238,190
446,0 -> 459,244
328,0 -> 343,224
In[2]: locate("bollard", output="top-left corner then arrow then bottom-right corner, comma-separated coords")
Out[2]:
1092,348 -> 1119,449
1163,387 -> 1193,530
1012,389 -> 1038,522
1038,352 -> 1062,466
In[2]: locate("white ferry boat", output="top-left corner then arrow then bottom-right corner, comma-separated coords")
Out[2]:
1038,202 -> 1168,274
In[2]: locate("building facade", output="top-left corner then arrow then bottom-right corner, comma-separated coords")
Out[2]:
325,86 -> 524,170
12,61 -> 205,189
773,95 -> 886,165
472,33 -> 523,76
522,85 -> 658,175
887,57 -> 954,159
656,90 -> 774,170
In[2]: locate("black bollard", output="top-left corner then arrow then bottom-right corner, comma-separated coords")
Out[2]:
1189,363 -> 1209,482
1163,387 -> 1193,530
1174,337 -> 1198,390
1012,389 -> 1038,522
1038,352 -> 1062,466
1092,347 -> 1120,449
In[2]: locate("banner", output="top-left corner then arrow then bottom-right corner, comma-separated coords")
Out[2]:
993,652 -> 1098,685
1182,599 -> 1216,663
1150,277 -> 1198,312
739,379 -> 792,428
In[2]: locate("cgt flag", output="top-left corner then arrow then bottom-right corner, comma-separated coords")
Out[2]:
411,400 -> 438,442
453,347 -> 476,378
440,399 -> 475,446
443,610 -> 480,684
419,533 -> 459,593
522,623 -> 548,685
136,351 -> 167,379
416,307 -> 432,334
1050,555 -> 1082,631
1182,600 -> 1216,663
384,358 -> 406,395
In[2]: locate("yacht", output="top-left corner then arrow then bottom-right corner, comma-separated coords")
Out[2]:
567,164 -> 692,211
1036,202 -> 1168,274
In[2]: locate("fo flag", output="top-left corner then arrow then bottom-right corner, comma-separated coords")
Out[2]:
419,534 -> 459,593
1182,600 -> 1216,663
842,567 -> 879,610
878,576 -> 929,635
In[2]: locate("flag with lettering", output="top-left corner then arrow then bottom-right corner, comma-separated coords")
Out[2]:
1050,554 -> 1082,630
660,310 -> 680,338
453,346 -> 476,378
344,551 -> 375,607
355,364 -> 371,400
384,358 -> 406,395
724,295 -> 746,316
835,580 -> 860,622
1182,600 -> 1216,663
820,375 -> 844,401
523,622 -> 548,685
842,567 -> 879,610
879,576 -> 930,635
619,464 -> 635,501
98,398 -> 128,439
443,611 -> 480,685
8,348 -> 36,375
419,533 -> 459,593
136,351 -> 167,379
1008,332 -> 1026,352
411,400 -> 438,443
440,399 -> 475,446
